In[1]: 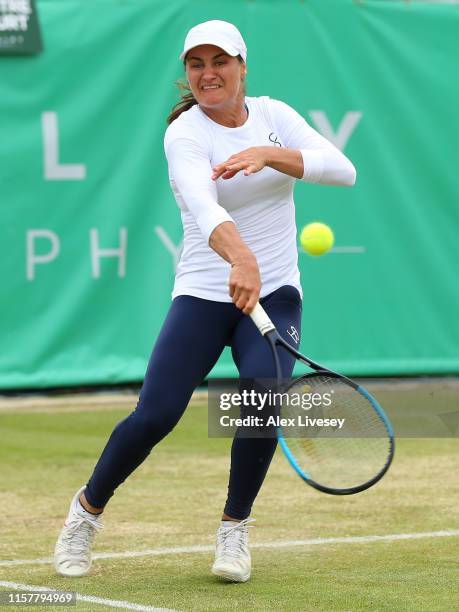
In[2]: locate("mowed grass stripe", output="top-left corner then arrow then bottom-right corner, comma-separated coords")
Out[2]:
0,392 -> 208,413
1,539 -> 457,612
1,529 -> 458,568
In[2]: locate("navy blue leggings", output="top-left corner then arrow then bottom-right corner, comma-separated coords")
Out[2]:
85,285 -> 302,519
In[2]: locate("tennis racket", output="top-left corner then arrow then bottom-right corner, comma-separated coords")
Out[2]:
249,303 -> 394,495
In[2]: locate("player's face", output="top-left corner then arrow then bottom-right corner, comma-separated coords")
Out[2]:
185,44 -> 246,110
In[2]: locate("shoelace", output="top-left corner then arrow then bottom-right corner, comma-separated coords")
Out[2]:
218,518 -> 255,559
61,515 -> 103,555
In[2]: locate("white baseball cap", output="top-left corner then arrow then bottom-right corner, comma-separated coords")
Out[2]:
180,20 -> 247,62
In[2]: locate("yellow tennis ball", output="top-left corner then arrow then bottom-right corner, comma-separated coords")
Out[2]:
300,222 -> 334,256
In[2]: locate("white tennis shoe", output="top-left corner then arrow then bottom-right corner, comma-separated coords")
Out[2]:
54,486 -> 103,577
211,518 -> 255,582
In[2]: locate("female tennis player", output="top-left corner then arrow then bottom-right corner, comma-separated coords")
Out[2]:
54,19 -> 356,582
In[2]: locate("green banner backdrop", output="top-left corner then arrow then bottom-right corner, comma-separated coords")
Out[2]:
1,0 -> 458,389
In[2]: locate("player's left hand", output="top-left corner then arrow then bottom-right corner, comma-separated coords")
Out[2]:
212,147 -> 269,180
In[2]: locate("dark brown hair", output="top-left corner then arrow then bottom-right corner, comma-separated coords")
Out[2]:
167,55 -> 245,125
167,79 -> 197,125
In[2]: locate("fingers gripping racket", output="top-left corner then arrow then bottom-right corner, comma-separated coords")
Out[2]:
249,303 -> 394,495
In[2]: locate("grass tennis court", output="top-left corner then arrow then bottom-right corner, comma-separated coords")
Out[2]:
0,383 -> 458,611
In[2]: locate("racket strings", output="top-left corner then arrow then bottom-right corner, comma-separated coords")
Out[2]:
279,374 -> 391,490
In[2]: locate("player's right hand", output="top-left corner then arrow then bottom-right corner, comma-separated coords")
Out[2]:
229,255 -> 261,315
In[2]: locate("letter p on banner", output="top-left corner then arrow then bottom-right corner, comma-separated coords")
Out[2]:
27,230 -> 60,280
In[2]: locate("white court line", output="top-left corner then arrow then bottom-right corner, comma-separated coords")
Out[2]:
0,580 -> 176,611
1,530 -> 457,568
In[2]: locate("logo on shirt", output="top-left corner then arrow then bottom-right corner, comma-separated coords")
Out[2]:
269,132 -> 282,147
287,325 -> 300,344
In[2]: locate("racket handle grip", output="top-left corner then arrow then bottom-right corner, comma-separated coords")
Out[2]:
250,303 -> 276,335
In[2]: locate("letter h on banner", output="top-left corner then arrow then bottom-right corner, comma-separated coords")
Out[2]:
90,228 -> 127,278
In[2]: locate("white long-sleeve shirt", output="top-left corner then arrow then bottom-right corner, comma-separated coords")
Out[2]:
164,96 -> 356,302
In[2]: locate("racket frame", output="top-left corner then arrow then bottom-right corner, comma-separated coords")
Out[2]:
251,304 -> 395,495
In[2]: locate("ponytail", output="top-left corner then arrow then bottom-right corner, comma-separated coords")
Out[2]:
167,80 -> 198,125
